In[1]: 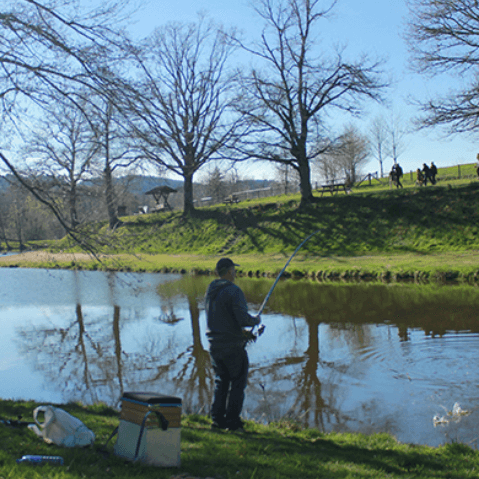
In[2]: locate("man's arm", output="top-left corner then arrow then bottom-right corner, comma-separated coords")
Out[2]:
231,287 -> 261,327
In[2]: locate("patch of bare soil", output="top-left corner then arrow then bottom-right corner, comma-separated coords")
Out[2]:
0,251 -> 99,264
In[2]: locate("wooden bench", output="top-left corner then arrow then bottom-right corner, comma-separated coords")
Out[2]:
319,182 -> 352,196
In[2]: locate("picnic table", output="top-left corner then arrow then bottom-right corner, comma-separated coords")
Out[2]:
319,181 -> 352,196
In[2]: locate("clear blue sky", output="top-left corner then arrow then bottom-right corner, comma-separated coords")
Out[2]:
126,0 -> 478,179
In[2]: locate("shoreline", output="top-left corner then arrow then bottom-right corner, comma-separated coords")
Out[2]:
1,250 -> 479,285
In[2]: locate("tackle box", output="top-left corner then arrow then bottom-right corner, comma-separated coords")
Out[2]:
114,392 -> 182,467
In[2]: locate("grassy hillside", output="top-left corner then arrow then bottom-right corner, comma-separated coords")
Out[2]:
2,173 -> 479,283
59,180 -> 479,257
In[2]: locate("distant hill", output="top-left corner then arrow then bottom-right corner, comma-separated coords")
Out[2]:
115,175 -> 184,195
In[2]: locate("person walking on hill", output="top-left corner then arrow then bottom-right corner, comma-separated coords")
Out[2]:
422,163 -> 431,186
394,163 -> 404,188
430,162 -> 438,185
416,168 -> 425,186
205,258 -> 261,432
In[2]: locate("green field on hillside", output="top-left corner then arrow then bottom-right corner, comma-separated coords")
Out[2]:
2,171 -> 479,283
61,179 -> 479,257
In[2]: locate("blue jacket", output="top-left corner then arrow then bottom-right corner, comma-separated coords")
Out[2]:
205,279 -> 260,349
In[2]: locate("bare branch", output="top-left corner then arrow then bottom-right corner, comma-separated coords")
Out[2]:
235,0 -> 387,205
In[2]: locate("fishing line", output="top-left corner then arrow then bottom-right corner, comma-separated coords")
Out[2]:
249,228 -> 323,341
257,228 -> 323,316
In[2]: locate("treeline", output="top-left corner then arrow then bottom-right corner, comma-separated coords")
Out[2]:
0,0 -> 389,249
0,172 -> 283,246
0,174 -> 144,248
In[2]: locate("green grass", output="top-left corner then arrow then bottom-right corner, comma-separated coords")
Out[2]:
2,400 -> 479,479
51,181 -> 479,256
2,175 -> 479,284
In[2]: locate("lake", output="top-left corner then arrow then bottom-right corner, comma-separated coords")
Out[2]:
1,267 -> 479,448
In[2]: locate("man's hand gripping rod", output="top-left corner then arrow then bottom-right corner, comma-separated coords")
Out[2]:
249,229 -> 323,341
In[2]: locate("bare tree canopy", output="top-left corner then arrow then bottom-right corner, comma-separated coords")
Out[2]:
406,0 -> 479,134
0,0 -> 134,250
369,115 -> 389,178
23,95 -> 99,229
129,16 -> 244,216
333,125 -> 370,183
235,0 -> 387,206
0,0 -> 130,114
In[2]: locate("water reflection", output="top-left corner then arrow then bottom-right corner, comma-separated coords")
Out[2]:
2,268 -> 479,447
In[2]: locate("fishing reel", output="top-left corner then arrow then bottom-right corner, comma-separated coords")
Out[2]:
243,324 -> 266,344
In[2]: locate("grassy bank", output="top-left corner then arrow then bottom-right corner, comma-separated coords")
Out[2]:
2,180 -> 479,284
2,399 -> 479,479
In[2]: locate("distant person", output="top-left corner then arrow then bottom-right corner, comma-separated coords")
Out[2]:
394,163 -> 403,188
416,168 -> 425,186
389,166 -> 397,189
422,163 -> 431,186
430,162 -> 438,185
205,258 -> 261,432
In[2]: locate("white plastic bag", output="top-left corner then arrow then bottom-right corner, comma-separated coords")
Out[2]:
28,405 -> 95,447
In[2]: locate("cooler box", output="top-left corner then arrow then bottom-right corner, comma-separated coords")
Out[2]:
114,392 -> 182,467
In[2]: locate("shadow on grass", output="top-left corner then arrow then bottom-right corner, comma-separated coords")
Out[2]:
191,416 -> 479,479
182,423 -> 454,479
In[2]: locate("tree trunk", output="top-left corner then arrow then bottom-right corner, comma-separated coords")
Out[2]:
13,202 -> 25,250
104,161 -> 119,229
297,157 -> 315,206
68,183 -> 79,229
183,170 -> 195,216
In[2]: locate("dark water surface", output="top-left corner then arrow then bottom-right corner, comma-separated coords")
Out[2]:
1,267 -> 479,448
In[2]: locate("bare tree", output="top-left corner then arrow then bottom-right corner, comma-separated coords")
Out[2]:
90,97 -> 140,229
388,112 -> 408,166
129,16 -> 243,216
274,163 -> 299,195
235,0 -> 387,206
332,125 -> 370,183
406,0 -> 479,134
23,96 -> 99,229
0,0 -> 133,249
369,115 -> 389,178
316,151 -> 341,183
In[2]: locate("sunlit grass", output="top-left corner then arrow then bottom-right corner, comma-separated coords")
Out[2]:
2,401 -> 479,479
2,177 -> 479,284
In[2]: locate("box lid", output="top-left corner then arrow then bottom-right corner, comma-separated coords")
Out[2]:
121,391 -> 182,406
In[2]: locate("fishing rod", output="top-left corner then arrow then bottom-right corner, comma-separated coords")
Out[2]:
258,228 -> 323,316
248,228 -> 323,342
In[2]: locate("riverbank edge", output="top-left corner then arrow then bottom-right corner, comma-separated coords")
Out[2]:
1,399 -> 479,479
1,250 -> 479,285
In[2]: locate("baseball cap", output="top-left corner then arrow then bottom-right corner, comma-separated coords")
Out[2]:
215,257 -> 239,276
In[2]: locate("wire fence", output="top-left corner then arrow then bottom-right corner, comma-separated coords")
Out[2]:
188,163 -> 479,209
195,184 -> 301,207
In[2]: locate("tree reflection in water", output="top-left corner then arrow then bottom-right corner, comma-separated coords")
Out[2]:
11,270 -> 479,446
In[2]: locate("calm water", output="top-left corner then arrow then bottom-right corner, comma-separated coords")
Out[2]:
1,267 -> 479,448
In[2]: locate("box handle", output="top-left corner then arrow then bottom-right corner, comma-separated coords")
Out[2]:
134,410 -> 169,462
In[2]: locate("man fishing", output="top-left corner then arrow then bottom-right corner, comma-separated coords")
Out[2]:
205,257 -> 261,432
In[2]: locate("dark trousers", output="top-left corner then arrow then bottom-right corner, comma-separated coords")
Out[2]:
210,346 -> 249,428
